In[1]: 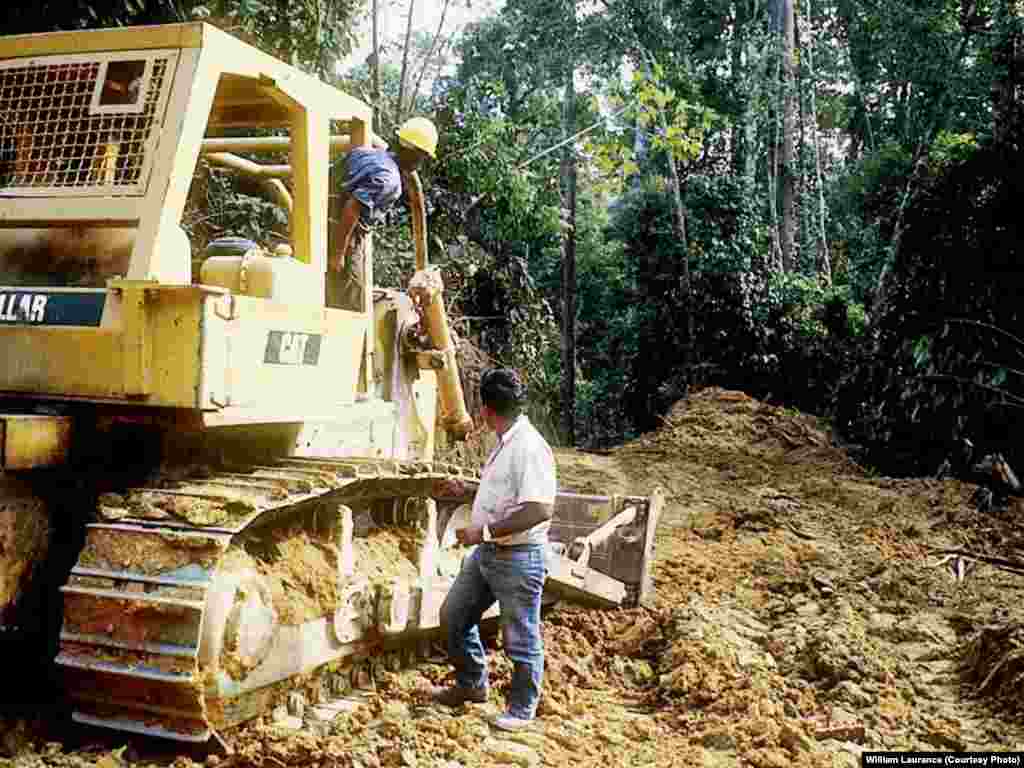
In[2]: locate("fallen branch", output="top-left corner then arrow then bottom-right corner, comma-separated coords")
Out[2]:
926,547 -> 1024,577
914,315 -> 1024,364
917,374 -> 1024,408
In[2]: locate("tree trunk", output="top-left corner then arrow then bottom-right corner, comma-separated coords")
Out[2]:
371,0 -> 381,112
992,0 -> 1019,146
412,0 -> 452,109
739,0 -> 767,190
731,1 -> 746,178
631,111 -> 647,191
560,71 -> 577,447
797,10 -> 806,265
767,53 -> 783,272
804,0 -> 831,284
664,122 -> 692,394
779,0 -> 797,272
397,0 -> 416,119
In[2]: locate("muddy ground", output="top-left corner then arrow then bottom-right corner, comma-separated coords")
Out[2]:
4,388 -> 1024,767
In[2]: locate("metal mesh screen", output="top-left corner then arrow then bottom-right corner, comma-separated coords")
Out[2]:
0,56 -> 170,195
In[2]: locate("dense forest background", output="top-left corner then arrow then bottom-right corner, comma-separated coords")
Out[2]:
5,0 -> 1024,478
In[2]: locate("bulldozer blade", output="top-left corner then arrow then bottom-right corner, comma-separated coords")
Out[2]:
546,487 -> 665,609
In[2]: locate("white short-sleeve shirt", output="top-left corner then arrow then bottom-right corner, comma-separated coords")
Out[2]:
471,415 -> 557,545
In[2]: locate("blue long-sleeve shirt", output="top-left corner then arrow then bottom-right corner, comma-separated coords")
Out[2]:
343,148 -> 403,221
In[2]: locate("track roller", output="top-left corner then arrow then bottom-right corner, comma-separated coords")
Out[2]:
330,671 -> 351,697
287,692 -> 306,718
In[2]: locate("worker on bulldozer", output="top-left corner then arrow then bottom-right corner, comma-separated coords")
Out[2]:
329,117 -> 437,310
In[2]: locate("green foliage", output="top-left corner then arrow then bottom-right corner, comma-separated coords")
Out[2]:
562,176 -> 868,446
684,175 -> 769,273
0,0 -> 188,32
180,163 -> 290,258
760,274 -> 868,341
929,131 -> 980,170
836,133 -> 1024,475
192,0 -> 364,76
424,95 -> 562,385
632,68 -> 716,164
0,0 -> 364,78
760,273 -> 829,337
911,334 -> 932,369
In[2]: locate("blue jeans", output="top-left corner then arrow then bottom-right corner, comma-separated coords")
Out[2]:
440,542 -> 547,719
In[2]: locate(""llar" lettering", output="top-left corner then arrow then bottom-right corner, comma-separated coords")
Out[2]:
0,293 -> 47,323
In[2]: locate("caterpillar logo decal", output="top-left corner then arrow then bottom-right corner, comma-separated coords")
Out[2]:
0,291 -> 106,326
264,331 -> 322,365
0,293 -> 47,323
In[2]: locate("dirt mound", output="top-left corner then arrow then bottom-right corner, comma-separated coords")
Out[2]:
613,387 -> 857,484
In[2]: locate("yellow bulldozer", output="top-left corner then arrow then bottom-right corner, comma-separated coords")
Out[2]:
0,23 -> 663,743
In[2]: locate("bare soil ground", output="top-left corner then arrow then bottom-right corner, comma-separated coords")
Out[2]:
5,387 -> 1024,768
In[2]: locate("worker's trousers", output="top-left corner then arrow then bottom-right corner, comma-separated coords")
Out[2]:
441,541 -> 547,720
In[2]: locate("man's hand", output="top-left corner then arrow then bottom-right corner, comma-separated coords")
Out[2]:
455,525 -> 483,546
329,249 -> 345,273
434,478 -> 469,498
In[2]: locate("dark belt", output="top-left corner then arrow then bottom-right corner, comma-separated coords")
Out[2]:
481,541 -> 542,552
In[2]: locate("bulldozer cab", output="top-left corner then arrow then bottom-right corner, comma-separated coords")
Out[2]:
0,23 -> 460,457
0,23 -> 366,289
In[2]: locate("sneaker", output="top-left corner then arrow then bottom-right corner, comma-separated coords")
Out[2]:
428,684 -> 488,707
491,712 -> 534,731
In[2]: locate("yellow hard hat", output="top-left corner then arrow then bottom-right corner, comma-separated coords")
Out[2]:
397,117 -> 438,158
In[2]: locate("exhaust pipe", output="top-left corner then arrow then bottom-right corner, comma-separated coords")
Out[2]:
404,170 -> 473,439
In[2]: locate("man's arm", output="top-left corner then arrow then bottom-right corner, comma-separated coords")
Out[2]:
330,195 -> 363,272
489,502 -> 553,539
455,502 -> 553,546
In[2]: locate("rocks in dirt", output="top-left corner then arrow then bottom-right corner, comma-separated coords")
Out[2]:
866,611 -> 898,637
772,601 -> 897,687
828,706 -> 859,725
700,748 -> 740,768
826,681 -> 874,709
813,718 -> 866,744
309,698 -> 363,722
612,614 -> 659,657
779,722 -> 815,752
700,730 -> 736,750
378,745 -> 420,767
877,614 -> 956,645
610,656 -> 656,685
922,718 -> 967,750
482,738 -> 540,767
817,740 -> 862,768
806,628 -> 883,685
656,598 -> 776,704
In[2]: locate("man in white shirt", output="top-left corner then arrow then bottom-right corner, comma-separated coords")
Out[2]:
430,368 -> 557,731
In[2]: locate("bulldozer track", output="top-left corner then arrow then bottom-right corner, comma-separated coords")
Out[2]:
56,458 -> 481,742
